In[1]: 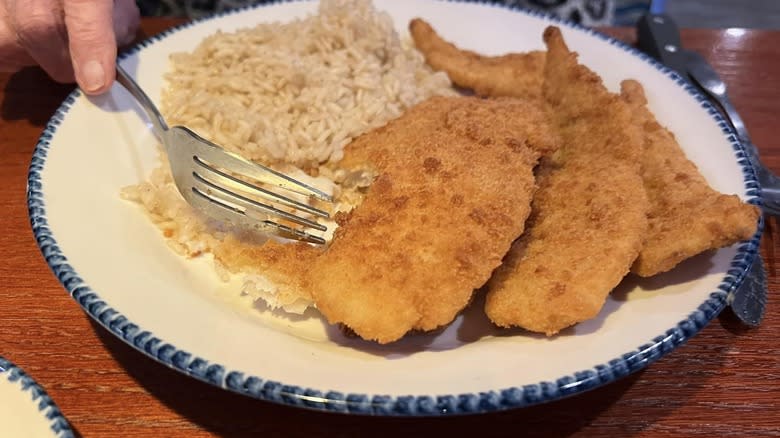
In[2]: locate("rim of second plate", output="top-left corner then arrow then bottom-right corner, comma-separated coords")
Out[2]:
0,356 -> 75,437
26,0 -> 762,416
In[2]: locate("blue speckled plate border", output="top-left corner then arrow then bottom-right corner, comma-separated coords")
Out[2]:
0,356 -> 75,437
26,0 -> 762,416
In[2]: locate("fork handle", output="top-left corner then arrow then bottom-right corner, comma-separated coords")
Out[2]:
115,62 -> 169,137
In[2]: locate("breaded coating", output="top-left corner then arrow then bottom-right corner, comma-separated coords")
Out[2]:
312,96 -> 558,343
215,235 -> 321,307
215,96 -> 560,343
485,27 -> 649,336
620,80 -> 760,276
409,18 -> 545,100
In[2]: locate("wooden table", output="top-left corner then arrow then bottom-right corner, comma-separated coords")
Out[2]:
1,19 -> 778,437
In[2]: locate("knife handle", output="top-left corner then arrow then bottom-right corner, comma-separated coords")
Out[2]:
636,13 -> 690,80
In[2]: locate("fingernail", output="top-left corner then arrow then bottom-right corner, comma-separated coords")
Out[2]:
80,60 -> 106,92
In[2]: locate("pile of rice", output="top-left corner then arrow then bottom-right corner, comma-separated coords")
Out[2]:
121,0 -> 455,304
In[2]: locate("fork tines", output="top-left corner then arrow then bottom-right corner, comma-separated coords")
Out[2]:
115,64 -> 334,245
187,146 -> 333,245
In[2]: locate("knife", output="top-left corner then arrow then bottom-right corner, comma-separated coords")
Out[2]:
636,13 -> 690,81
636,13 -> 767,326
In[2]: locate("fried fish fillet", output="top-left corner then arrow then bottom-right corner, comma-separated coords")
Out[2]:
620,80 -> 760,276
215,96 -> 559,343
485,27 -> 649,336
409,18 -> 545,99
310,97 -> 559,343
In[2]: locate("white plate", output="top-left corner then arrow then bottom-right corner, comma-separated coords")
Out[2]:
0,356 -> 74,437
27,0 -> 761,415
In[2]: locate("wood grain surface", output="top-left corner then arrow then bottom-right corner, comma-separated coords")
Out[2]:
1,19 -> 778,437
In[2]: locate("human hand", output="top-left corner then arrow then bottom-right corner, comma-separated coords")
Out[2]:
0,0 -> 140,94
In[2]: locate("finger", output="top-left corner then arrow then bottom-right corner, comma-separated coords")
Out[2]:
0,3 -> 35,71
7,0 -> 74,82
63,0 -> 115,94
113,0 -> 140,47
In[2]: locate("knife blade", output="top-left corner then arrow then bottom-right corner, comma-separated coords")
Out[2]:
636,13 -> 767,326
729,249 -> 768,326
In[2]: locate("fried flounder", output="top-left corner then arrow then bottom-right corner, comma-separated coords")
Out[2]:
215,96 -> 559,343
620,80 -> 760,276
409,18 -> 545,99
485,27 -> 649,336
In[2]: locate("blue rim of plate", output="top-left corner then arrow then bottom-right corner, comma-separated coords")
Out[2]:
0,356 -> 75,437
26,0 -> 762,416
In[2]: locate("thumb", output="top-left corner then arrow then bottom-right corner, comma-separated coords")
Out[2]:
63,0 -> 115,95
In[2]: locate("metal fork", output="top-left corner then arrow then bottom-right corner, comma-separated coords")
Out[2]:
114,62 -> 333,245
